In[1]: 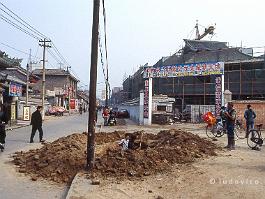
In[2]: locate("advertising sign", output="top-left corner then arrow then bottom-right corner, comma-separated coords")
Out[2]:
143,62 -> 224,78
9,82 -> 22,97
215,76 -> 222,116
11,103 -> 16,120
70,99 -> 75,109
144,80 -> 149,118
23,106 -> 30,121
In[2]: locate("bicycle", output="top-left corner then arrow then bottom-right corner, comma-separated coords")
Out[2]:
247,124 -> 263,149
206,119 -> 245,139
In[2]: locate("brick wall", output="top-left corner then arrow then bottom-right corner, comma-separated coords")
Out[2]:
233,100 -> 265,128
33,75 -> 67,92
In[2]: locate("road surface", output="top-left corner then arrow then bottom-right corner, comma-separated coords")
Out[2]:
0,112 -> 90,199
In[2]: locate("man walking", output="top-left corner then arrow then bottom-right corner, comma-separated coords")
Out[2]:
225,102 -> 237,150
30,106 -> 44,143
244,104 -> 256,138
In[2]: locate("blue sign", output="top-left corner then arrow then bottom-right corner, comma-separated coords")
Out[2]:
9,82 -> 22,97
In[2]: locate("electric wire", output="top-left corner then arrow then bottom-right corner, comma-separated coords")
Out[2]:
0,14 -> 41,40
0,2 -> 48,39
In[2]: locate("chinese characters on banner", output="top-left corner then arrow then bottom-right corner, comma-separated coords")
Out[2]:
143,62 -> 224,78
144,80 -> 149,118
11,103 -> 16,120
215,76 -> 222,116
9,82 -> 22,97
23,106 -> 30,121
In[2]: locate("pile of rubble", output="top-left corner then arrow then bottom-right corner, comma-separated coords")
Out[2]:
13,130 -> 218,184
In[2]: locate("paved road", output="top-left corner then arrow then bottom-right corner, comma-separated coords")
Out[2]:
0,112 -> 91,199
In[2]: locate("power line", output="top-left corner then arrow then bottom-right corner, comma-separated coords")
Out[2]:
0,2 -> 47,39
0,2 -> 85,83
47,48 -> 62,65
0,14 -> 41,40
0,41 -> 41,60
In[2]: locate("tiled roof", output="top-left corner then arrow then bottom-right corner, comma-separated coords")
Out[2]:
32,69 -> 79,82
32,69 -> 70,76
0,71 -> 26,85
183,39 -> 228,53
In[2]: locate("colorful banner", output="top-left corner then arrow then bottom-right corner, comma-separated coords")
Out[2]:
143,62 -> 224,78
215,76 -> 222,116
144,80 -> 149,118
9,82 -> 22,97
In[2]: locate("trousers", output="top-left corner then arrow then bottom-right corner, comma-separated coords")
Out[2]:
30,126 -> 43,142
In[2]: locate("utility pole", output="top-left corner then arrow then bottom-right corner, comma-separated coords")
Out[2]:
105,70 -> 108,107
26,49 -> 31,106
67,66 -> 71,115
39,38 -> 51,119
87,0 -> 100,171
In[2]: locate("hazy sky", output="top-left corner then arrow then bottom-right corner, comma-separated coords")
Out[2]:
1,0 -> 265,94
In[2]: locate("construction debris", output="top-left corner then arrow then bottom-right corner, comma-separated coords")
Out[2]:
12,130 -> 219,184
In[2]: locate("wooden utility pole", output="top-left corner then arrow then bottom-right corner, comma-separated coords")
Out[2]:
26,49 -> 31,106
39,38 -> 51,118
87,0 -> 100,171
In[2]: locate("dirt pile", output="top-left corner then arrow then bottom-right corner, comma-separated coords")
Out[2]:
13,130 -> 219,184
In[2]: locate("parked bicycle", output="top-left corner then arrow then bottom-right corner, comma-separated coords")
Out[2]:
205,119 -> 245,139
246,124 -> 264,149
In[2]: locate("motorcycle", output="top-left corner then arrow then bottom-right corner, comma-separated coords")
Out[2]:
108,116 -> 117,126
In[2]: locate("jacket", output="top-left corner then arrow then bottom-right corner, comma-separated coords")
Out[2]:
244,109 -> 256,123
31,110 -> 42,127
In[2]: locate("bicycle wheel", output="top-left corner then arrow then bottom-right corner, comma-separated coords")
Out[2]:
235,124 -> 246,139
247,130 -> 260,149
206,124 -> 224,138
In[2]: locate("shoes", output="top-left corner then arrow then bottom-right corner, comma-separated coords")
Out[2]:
0,143 -> 4,150
40,139 -> 45,143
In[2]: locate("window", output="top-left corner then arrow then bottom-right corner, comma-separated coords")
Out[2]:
157,105 -> 166,111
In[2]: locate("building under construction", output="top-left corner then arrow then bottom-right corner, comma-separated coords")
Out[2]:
121,39 -> 265,111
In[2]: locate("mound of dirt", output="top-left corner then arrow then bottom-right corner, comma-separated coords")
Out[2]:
13,129 -> 219,184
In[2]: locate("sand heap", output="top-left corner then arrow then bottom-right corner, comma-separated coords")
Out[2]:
13,130 -> 218,184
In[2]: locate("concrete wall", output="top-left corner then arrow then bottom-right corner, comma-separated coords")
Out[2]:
233,101 -> 265,128
119,104 -> 140,124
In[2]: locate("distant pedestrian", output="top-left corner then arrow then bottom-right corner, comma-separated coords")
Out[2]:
224,102 -> 237,150
30,106 -> 44,143
244,104 -> 256,138
102,106 -> 109,126
0,105 -> 8,150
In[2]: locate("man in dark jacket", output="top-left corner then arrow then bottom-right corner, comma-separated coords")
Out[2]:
244,104 -> 256,138
0,105 -> 8,150
225,102 -> 237,150
30,106 -> 44,143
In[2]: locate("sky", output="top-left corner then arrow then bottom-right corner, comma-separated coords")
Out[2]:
1,0 -> 265,96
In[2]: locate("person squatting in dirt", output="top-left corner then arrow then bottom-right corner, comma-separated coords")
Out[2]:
224,102 -> 237,150
30,106 -> 44,143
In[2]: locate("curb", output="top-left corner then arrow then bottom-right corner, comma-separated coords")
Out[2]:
6,124 -> 30,131
65,172 -> 93,199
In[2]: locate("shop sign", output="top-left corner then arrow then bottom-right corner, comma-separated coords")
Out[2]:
70,99 -> 75,109
9,82 -> 22,97
23,106 -> 30,121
